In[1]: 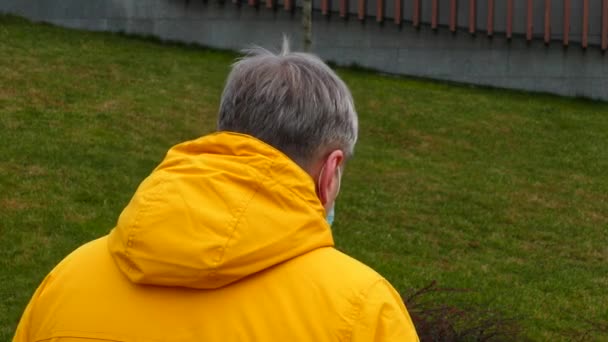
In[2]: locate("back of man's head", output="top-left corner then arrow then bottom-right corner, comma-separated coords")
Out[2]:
217,39 -> 358,170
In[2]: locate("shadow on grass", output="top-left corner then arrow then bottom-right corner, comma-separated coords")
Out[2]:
403,281 -> 528,342
404,281 -> 608,341
558,317 -> 608,342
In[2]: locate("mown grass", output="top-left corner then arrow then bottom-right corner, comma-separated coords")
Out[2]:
1,14 -> 607,341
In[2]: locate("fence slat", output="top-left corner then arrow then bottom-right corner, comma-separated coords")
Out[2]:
284,0 -> 292,11
248,0 -> 256,6
487,0 -> 494,36
469,0 -> 476,34
544,0 -> 551,44
377,0 -> 384,22
322,0 -> 328,15
563,0 -> 570,46
413,0 -> 420,27
450,0 -> 457,32
603,0 -> 608,50
583,0 -> 589,48
358,0 -> 365,20
526,0 -> 533,41
507,0 -> 513,39
432,0 -> 439,29
340,0 -> 348,18
395,0 -> 402,24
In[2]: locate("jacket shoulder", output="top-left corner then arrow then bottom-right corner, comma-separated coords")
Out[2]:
293,247 -> 385,287
281,247 -> 418,341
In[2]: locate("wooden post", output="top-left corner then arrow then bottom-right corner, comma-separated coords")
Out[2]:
377,0 -> 384,22
507,0 -> 513,39
582,0 -> 589,48
563,0 -> 570,46
358,0 -> 365,20
395,0 -> 402,24
340,0 -> 348,18
432,0 -> 439,29
413,0 -> 420,27
469,0 -> 476,34
603,0 -> 608,50
526,0 -> 533,41
322,0 -> 329,15
544,0 -> 551,44
487,0 -> 494,36
450,0 -> 457,32
303,0 -> 312,51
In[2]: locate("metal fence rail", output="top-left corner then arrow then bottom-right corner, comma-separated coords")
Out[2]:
238,0 -> 608,51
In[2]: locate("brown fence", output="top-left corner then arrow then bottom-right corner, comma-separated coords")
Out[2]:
238,0 -> 608,51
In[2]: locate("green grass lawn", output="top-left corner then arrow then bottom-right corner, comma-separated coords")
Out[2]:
1,14 -> 607,341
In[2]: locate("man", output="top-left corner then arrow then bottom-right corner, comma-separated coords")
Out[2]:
14,41 -> 419,341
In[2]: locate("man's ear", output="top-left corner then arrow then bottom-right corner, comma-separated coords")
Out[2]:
318,149 -> 344,206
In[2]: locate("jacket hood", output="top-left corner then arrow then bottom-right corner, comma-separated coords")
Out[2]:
108,132 -> 334,289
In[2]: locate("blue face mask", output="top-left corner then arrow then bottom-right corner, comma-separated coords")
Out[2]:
318,162 -> 342,226
326,206 -> 335,226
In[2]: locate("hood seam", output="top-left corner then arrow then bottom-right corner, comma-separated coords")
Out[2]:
205,154 -> 276,279
123,175 -> 169,275
216,132 -> 322,210
271,161 -> 327,222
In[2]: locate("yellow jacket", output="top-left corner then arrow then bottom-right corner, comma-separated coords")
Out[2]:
14,132 -> 418,342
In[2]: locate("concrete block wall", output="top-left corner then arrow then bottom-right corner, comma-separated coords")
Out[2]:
1,0 -> 607,100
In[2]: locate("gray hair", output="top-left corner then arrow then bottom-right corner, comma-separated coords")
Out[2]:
217,39 -> 358,169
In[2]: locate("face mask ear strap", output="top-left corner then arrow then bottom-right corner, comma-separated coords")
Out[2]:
326,206 -> 335,226
317,155 -> 343,205
335,166 -> 342,195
